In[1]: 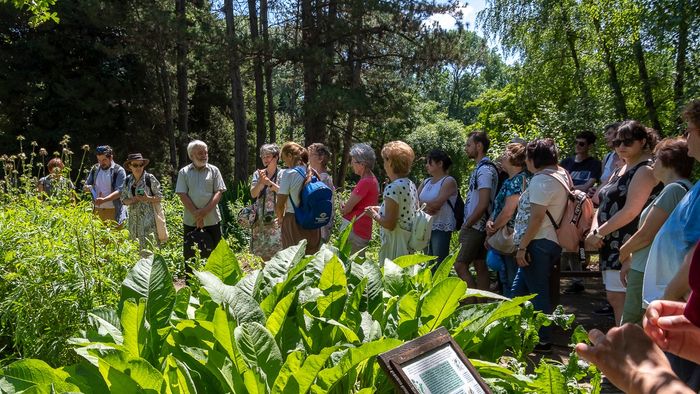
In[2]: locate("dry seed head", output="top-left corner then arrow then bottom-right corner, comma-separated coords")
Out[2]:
39,148 -> 48,156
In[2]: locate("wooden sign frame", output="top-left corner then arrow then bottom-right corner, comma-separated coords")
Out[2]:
378,327 -> 492,394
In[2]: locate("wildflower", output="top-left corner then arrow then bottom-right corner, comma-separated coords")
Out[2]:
39,148 -> 48,156
82,144 -> 90,152
16,135 -> 25,141
9,155 -> 16,161
63,148 -> 74,155
31,141 -> 38,147
0,154 -> 7,162
18,153 -> 26,160
36,163 -> 43,168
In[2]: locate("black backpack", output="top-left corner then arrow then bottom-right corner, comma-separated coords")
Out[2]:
447,190 -> 465,230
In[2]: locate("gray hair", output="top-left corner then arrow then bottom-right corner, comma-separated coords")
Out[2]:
187,140 -> 207,160
259,143 -> 280,158
349,143 -> 375,168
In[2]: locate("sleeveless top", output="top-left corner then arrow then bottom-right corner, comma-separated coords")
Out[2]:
597,159 -> 662,270
419,176 -> 457,232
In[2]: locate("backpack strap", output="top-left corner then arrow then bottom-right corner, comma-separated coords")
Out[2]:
288,166 -> 307,210
538,169 -> 573,229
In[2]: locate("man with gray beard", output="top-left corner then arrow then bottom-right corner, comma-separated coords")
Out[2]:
176,140 -> 227,272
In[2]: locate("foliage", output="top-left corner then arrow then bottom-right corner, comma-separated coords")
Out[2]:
0,236 -> 600,392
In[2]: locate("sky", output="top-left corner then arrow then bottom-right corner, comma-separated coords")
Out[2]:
425,0 -> 487,32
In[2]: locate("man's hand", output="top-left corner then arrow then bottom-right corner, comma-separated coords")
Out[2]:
485,220 -> 496,236
643,300 -> 700,365
575,324 -> 688,394
95,197 -> 106,206
196,217 -> 204,229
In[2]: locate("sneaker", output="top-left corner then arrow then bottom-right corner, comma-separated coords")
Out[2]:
593,304 -> 614,316
563,282 -> 585,294
533,342 -> 552,354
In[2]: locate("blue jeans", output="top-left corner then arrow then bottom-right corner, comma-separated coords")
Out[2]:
511,238 -> 561,342
486,249 -> 517,298
427,230 -> 452,270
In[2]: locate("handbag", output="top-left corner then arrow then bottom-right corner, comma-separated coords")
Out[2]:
153,202 -> 169,243
237,205 -> 257,228
487,225 -> 516,254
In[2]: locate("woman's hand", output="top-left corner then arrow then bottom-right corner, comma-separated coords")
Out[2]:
620,261 -> 630,288
515,248 -> 529,267
485,220 -> 496,236
585,232 -> 604,250
364,206 -> 380,220
619,242 -> 632,264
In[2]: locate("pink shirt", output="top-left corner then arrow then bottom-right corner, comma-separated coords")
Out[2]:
344,176 -> 379,240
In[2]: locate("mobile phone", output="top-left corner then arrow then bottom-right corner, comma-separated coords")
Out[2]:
136,188 -> 145,196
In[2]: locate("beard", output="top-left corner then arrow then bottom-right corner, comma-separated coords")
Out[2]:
193,158 -> 208,167
100,163 -> 110,170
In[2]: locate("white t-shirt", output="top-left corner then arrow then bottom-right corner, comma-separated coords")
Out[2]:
380,178 -> 419,232
514,167 -> 568,244
278,168 -> 305,214
464,158 -> 498,231
95,164 -> 116,208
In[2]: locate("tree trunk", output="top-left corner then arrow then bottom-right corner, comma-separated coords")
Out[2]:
225,0 -> 249,195
260,0 -> 276,143
594,18 -> 627,119
176,0 -> 188,170
673,0 -> 689,118
632,38 -> 662,133
562,9 -> 588,102
248,0 -> 266,167
157,59 -> 177,184
301,0 -> 324,145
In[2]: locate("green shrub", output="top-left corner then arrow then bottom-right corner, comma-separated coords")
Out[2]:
0,232 -> 600,393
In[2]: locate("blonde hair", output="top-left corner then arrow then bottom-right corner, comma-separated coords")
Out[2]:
381,141 -> 415,176
281,142 -> 313,183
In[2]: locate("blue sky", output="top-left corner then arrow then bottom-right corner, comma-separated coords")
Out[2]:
425,0 -> 487,32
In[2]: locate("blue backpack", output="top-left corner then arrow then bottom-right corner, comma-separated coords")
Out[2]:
288,166 -> 333,229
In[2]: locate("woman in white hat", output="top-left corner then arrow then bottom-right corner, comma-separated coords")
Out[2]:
121,153 -> 164,249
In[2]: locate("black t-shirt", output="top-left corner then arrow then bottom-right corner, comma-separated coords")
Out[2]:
560,156 -> 602,187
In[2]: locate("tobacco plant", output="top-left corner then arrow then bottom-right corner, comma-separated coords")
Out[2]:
0,224 -> 600,393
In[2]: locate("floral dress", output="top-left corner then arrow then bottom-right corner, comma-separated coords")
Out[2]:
121,172 -> 163,248
250,169 -> 282,261
597,160 -> 662,270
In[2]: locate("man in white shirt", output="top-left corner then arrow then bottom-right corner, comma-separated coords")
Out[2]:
455,131 -> 498,290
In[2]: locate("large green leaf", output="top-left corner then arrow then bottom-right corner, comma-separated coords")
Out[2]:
121,254 -> 176,331
180,345 -> 246,393
382,259 -> 412,297
261,241 -> 307,289
319,255 -> 347,292
85,310 -> 123,345
312,339 -> 403,392
195,270 -> 266,325
349,262 -> 383,315
283,346 -> 338,394
121,298 -> 148,358
397,290 -> 420,339
340,278 -> 366,333
432,252 -> 457,285
266,291 -> 297,338
77,344 -> 165,392
316,289 -> 347,320
418,277 -> 466,335
307,314 -> 361,344
271,350 -> 304,394
63,361 -> 111,394
0,359 -> 79,393
234,322 -> 283,390
392,254 -> 435,268
204,239 -> 243,285
236,270 -> 262,299
259,244 -> 317,315
163,354 -> 198,394
530,360 -> 567,393
173,287 -> 193,320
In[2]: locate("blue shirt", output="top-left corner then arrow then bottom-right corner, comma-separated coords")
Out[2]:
643,180 -> 700,306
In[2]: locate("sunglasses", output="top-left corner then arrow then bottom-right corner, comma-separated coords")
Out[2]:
575,141 -> 588,147
612,138 -> 637,148
131,163 -> 144,168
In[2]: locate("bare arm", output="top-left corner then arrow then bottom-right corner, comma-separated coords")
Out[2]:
491,194 -> 519,230
342,192 -> 363,216
515,203 -> 547,267
376,198 -> 399,231
663,243 -> 696,301
463,188 -> 491,229
424,178 -> 457,213
177,192 -> 198,215
574,178 -> 596,192
596,166 -> 658,237
619,205 -> 670,263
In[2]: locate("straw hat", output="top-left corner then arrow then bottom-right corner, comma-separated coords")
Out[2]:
124,153 -> 150,168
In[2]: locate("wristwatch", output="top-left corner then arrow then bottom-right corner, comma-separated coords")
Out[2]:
592,229 -> 604,240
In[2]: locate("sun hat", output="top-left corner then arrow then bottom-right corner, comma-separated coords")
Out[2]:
124,153 -> 150,168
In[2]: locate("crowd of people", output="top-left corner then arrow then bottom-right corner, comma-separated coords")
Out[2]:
57,98 -> 700,393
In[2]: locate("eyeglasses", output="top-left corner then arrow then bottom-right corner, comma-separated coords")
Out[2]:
575,141 -> 588,147
131,163 -> 144,168
612,138 -> 637,148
